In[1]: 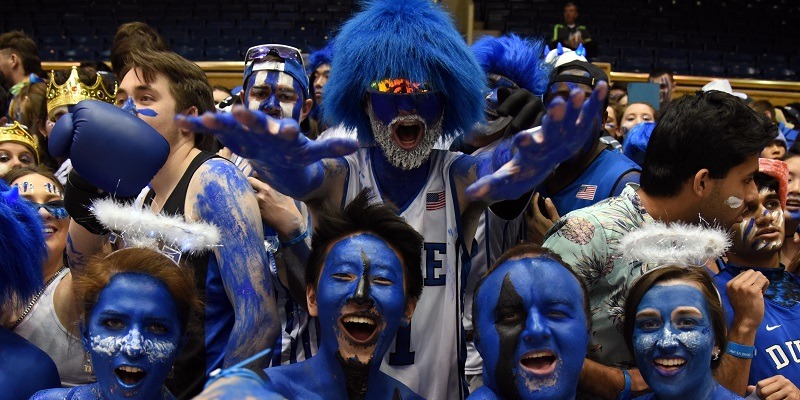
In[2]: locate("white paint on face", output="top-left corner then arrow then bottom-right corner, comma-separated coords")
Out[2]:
91,328 -> 177,363
368,106 -> 443,170
725,196 -> 744,209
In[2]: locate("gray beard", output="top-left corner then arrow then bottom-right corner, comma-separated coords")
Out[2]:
368,106 -> 443,170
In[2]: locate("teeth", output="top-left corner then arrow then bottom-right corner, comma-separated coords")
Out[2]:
654,358 -> 686,367
523,351 -> 554,359
342,316 -> 376,325
119,366 -> 143,373
43,227 -> 54,234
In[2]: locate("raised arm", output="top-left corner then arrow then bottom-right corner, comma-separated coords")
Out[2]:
454,82 -> 608,205
187,159 -> 279,368
177,105 -> 358,202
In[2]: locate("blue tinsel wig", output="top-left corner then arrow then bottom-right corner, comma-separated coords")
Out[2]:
0,181 -> 46,307
307,41 -> 335,75
324,0 -> 486,143
472,34 -> 552,97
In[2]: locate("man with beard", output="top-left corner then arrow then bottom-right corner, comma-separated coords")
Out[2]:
0,31 -> 43,96
470,243 -> 589,400
713,158 -> 800,394
179,0 -> 604,398
196,191 -> 425,399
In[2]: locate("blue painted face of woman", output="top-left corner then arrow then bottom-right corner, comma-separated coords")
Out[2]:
633,283 -> 717,400
84,273 -> 182,400
312,233 -> 408,365
474,257 -> 588,400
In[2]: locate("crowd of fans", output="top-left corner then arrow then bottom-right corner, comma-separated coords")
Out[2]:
1,1 -> 800,399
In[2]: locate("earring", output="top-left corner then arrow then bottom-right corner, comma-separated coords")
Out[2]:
167,365 -> 175,380
83,351 -> 93,374
712,348 -> 721,361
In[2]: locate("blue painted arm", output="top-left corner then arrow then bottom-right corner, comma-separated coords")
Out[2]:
458,82 -> 608,203
188,160 -> 279,368
177,106 -> 358,200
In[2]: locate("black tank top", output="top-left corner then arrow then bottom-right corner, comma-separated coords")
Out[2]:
144,151 -> 218,399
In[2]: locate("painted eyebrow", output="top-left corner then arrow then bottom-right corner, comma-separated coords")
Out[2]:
671,306 -> 702,319
635,309 -> 661,319
97,310 -> 127,318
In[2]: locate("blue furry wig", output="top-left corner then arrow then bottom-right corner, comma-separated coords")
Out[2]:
307,41 -> 335,75
324,0 -> 486,143
472,34 -> 552,97
0,181 -> 46,307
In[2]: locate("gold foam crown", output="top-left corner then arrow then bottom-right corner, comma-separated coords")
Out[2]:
0,121 -> 39,163
46,66 -> 117,118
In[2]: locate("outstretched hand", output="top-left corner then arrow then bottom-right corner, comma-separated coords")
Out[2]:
176,105 -> 359,171
465,81 -> 607,201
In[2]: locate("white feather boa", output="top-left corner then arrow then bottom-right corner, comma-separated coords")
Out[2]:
92,198 -> 220,255
619,222 -> 730,267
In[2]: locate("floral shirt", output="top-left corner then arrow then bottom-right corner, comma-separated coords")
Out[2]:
543,183 -> 653,367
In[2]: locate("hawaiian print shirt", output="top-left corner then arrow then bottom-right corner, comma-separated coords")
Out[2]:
543,183 -> 653,367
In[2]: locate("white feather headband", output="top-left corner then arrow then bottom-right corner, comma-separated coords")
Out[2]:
619,222 -> 730,269
92,198 -> 221,262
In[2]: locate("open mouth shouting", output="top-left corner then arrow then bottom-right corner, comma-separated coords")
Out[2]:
339,312 -> 381,346
115,365 -> 147,387
518,349 -> 558,377
391,116 -> 425,151
653,357 -> 687,376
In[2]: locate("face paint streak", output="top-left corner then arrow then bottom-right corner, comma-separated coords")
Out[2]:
741,218 -> 756,242
725,196 -> 744,209
137,108 -> 158,117
90,330 -> 176,363
354,250 -> 371,302
495,273 -> 524,400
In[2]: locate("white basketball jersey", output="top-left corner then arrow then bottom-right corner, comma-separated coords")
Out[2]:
344,148 -> 467,400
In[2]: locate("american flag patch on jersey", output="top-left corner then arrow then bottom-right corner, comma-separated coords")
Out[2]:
426,191 -> 446,210
575,184 -> 597,201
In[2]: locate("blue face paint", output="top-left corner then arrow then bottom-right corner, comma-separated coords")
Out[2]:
85,273 -> 182,400
367,91 -> 443,127
121,97 -> 158,117
245,70 -> 304,121
314,233 -> 407,366
474,257 -> 587,400
633,284 -> 716,400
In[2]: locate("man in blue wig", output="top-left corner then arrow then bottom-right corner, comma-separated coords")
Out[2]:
0,182 -> 61,398
307,41 -> 335,137
179,0 -> 606,398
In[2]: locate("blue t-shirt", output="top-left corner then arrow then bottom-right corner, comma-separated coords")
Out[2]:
713,261 -> 800,385
537,148 -> 640,216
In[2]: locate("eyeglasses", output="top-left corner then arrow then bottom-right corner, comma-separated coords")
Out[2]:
369,78 -> 432,94
24,199 -> 68,219
245,44 -> 305,70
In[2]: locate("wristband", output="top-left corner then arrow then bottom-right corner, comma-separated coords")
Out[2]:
280,227 -> 309,247
616,368 -> 631,400
726,342 -> 757,359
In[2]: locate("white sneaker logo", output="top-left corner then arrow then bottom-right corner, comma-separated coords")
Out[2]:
766,324 -> 782,331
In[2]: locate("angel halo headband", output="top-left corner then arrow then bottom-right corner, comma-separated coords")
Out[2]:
92,198 -> 221,265
618,221 -> 731,272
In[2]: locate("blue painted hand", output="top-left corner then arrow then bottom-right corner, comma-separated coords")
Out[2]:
176,106 -> 359,197
465,81 -> 607,201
